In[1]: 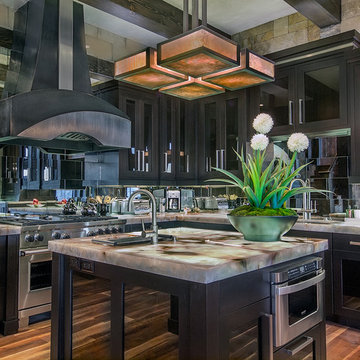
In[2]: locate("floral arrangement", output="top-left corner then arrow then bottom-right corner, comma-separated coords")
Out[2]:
211,113 -> 324,216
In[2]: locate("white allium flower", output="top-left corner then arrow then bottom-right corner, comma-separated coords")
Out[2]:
250,134 -> 269,151
287,133 -> 309,153
253,113 -> 274,134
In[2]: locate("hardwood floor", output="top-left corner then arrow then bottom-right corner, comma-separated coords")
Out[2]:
0,273 -> 359,360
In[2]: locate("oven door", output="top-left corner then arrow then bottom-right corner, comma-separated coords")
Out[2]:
272,270 -> 325,347
19,248 -> 52,312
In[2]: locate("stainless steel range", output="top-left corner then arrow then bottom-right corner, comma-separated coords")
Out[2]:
0,215 -> 126,328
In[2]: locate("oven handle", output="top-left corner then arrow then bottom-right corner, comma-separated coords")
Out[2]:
275,270 -> 325,296
20,248 -> 51,257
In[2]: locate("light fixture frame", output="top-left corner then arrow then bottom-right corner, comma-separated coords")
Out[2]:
114,48 -> 187,90
159,77 -> 224,100
202,48 -> 275,90
157,25 -> 239,78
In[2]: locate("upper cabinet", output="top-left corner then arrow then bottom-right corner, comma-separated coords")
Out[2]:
159,96 -> 197,184
198,92 -> 247,181
118,87 -> 159,184
259,55 -> 347,136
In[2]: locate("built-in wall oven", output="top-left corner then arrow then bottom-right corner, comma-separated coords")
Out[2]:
271,257 -> 325,351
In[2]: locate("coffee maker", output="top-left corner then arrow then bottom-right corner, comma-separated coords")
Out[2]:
166,189 -> 181,212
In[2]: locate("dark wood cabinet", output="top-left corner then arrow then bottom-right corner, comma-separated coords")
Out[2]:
348,51 -> 360,182
198,91 -> 247,182
333,233 -> 360,329
118,88 -> 159,184
159,96 -> 198,185
0,235 -> 19,335
259,56 -> 347,137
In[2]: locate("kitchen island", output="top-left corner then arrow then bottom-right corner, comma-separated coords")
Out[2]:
49,228 -> 328,359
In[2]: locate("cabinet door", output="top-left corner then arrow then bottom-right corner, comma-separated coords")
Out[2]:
223,92 -> 247,173
198,99 -> 223,179
333,235 -> 360,327
260,67 -> 296,135
159,96 -> 176,182
118,93 -> 159,183
296,56 -> 347,132
176,100 -> 197,182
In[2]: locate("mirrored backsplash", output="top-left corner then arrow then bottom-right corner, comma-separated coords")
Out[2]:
275,135 -> 351,216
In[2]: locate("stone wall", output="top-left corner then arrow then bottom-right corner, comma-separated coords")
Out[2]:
232,0 -> 360,55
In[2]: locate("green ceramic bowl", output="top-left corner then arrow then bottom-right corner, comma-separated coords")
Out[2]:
227,215 -> 298,242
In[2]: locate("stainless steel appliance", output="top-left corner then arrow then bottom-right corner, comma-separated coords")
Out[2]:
271,257 -> 325,348
166,190 -> 181,212
180,189 -> 194,210
204,196 -> 218,210
0,215 -> 126,328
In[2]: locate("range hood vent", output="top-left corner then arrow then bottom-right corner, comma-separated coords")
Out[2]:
0,0 -> 131,154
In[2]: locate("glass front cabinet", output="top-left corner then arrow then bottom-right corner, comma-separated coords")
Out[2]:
198,92 -> 247,181
159,96 -> 198,184
259,55 -> 347,136
118,89 -> 159,184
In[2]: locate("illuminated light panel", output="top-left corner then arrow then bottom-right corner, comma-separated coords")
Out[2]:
203,49 -> 275,90
114,48 -> 187,90
159,77 -> 224,100
157,26 -> 239,77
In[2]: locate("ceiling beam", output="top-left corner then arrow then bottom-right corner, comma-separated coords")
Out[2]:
284,0 -> 341,28
80,0 -> 230,39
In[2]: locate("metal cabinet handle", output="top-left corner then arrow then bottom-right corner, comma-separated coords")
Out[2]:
206,157 -> 212,172
299,98 -> 304,124
350,241 -> 360,246
276,270 -> 325,295
259,313 -> 273,360
216,150 -> 220,168
283,336 -> 313,356
164,152 -> 168,173
141,150 -> 145,172
186,154 -> 190,173
289,100 -> 294,125
137,150 -> 141,171
221,149 -> 225,169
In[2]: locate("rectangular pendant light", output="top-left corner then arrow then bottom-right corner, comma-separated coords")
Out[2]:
114,48 -> 187,90
202,49 -> 275,90
159,77 -> 224,100
157,26 -> 239,78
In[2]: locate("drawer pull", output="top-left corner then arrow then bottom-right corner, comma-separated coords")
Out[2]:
350,241 -> 360,246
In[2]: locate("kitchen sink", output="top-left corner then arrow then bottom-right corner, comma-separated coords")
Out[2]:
91,233 -> 176,246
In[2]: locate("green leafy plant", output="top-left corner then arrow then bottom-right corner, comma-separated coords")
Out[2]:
208,113 -> 327,213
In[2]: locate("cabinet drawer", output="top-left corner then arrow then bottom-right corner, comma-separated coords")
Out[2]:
333,234 -> 360,252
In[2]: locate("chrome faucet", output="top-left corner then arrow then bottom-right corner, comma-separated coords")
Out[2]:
128,189 -> 158,244
289,178 -> 313,220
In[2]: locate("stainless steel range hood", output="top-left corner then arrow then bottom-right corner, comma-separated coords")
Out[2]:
0,0 -> 131,154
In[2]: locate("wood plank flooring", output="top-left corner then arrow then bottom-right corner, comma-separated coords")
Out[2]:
0,273 -> 359,359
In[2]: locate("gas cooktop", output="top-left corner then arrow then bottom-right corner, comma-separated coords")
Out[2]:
0,214 -> 118,227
